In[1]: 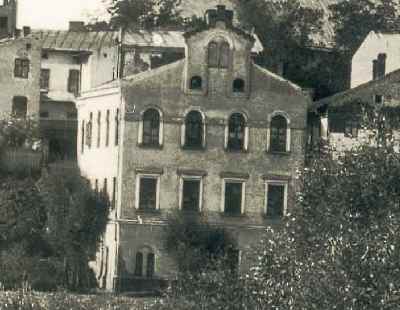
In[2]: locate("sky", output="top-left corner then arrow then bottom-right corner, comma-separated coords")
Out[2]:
17,0 -> 110,30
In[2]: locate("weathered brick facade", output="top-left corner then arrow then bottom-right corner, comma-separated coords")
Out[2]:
78,5 -> 309,292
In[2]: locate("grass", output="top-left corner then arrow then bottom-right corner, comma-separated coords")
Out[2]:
0,290 -> 158,310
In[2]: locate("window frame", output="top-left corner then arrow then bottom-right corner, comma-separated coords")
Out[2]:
14,58 -> 30,79
181,110 -> 206,149
264,180 -> 288,218
134,247 -> 156,278
67,69 -> 80,96
220,178 -> 246,216
11,96 -> 28,118
267,112 -> 291,153
138,108 -> 163,148
135,173 -> 161,212
178,175 -> 203,213
225,113 -> 249,152
40,68 -> 50,90
189,76 -> 203,90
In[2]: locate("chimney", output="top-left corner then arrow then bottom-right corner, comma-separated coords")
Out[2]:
205,5 -> 233,28
69,21 -> 85,32
22,26 -> 31,37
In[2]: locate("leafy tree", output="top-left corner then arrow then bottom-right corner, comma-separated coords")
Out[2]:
107,0 -> 184,29
330,0 -> 398,53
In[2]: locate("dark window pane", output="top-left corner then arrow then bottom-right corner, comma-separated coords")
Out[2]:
134,252 -> 143,276
14,59 -> 29,78
270,115 -> 287,152
219,42 -> 230,68
68,69 -> 80,96
12,96 -> 27,118
147,253 -> 155,278
182,180 -> 200,212
377,53 -> 386,78
115,109 -> 120,146
224,182 -> 242,215
228,113 -> 245,150
190,76 -> 202,90
208,42 -> 218,67
143,109 -> 160,146
139,178 -> 157,210
40,69 -> 50,89
266,184 -> 285,218
233,78 -> 245,92
185,111 -> 203,148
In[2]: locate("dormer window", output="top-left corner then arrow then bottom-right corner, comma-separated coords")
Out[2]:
190,76 -> 202,90
233,78 -> 245,93
208,39 -> 230,69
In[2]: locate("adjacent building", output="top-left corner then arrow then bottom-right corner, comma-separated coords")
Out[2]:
0,0 -> 16,39
77,5 -> 309,292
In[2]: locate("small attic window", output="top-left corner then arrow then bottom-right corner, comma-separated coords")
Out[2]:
190,76 -> 202,90
233,78 -> 245,93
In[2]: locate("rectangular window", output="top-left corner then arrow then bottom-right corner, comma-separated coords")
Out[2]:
0,17 -> 7,30
67,69 -> 80,96
224,181 -> 244,215
138,177 -> 158,211
40,68 -> 50,89
374,94 -> 383,104
115,109 -> 120,146
40,111 -> 49,118
12,96 -> 27,118
265,183 -> 287,218
14,59 -> 29,78
106,110 -> 110,147
146,253 -> 155,278
181,179 -> 201,212
103,178 -> 108,196
112,177 -> 117,209
97,111 -> 101,148
81,120 -> 85,153
95,179 -> 99,193
86,113 -> 93,148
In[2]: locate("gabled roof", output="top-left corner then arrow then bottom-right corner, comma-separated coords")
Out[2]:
122,29 -> 263,53
32,29 -> 118,52
314,69 -> 400,110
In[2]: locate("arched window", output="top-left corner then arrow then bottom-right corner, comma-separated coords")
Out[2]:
190,76 -> 202,90
134,248 -> 155,278
185,111 -> 203,148
233,78 -> 245,93
208,41 -> 219,67
142,109 -> 160,146
270,115 -> 288,153
12,96 -> 27,118
227,113 -> 246,151
208,40 -> 230,68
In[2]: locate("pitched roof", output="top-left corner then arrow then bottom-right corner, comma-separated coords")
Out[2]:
122,29 -> 264,53
32,30 -> 118,52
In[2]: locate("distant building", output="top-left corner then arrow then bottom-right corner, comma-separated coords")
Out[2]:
77,5 -> 309,292
0,0 -> 16,39
351,31 -> 400,88
0,34 -> 41,118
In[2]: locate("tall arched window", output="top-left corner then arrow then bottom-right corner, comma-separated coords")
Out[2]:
185,111 -> 203,148
142,108 -> 160,146
134,248 -> 155,278
270,115 -> 288,153
227,113 -> 246,151
208,39 -> 230,68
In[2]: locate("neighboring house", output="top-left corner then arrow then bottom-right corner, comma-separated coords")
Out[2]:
34,23 -> 119,162
77,5 -> 309,292
0,34 -> 41,118
351,31 -> 400,88
312,69 -> 400,155
0,0 -> 16,39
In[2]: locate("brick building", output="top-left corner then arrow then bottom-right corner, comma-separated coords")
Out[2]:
0,0 -> 16,39
77,5 -> 309,292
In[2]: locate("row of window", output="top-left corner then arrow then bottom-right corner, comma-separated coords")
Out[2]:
135,173 -> 288,218
94,176 -> 117,209
140,108 -> 290,153
82,109 -> 120,152
189,75 -> 245,93
40,68 -> 80,96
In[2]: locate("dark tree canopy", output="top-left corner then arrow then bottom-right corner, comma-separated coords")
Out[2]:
330,0 -> 398,53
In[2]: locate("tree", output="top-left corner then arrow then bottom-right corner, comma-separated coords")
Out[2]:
330,0 -> 398,53
107,0 -> 184,29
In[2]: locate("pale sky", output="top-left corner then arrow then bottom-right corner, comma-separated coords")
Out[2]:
18,0 -> 110,30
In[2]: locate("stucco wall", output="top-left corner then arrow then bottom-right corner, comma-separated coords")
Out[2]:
0,36 -> 41,117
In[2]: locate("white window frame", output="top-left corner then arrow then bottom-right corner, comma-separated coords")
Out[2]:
224,113 -> 249,151
220,178 -> 246,215
181,109 -> 206,148
266,112 -> 291,153
178,175 -> 204,212
264,180 -> 288,217
138,108 -> 164,146
135,173 -> 161,211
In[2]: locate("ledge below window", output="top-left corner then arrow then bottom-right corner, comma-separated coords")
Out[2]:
220,212 -> 246,218
137,143 -> 163,150
266,150 -> 291,156
181,145 -> 206,151
136,209 -> 161,215
224,148 -> 248,154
